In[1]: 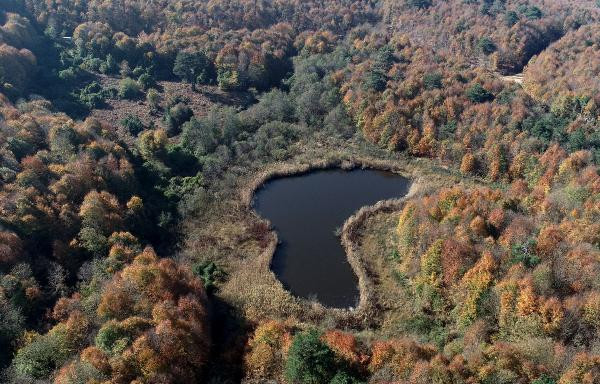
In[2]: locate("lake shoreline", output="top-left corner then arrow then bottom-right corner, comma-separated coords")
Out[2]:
202,143 -> 476,329
241,157 -> 415,209
244,157 -> 426,323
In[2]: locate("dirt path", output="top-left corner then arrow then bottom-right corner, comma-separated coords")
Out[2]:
499,73 -> 524,84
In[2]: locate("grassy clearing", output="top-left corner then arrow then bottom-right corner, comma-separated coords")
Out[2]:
92,75 -> 254,128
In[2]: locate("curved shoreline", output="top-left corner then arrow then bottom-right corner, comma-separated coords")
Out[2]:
242,157 -> 424,323
242,157 -> 416,208
339,181 -> 422,317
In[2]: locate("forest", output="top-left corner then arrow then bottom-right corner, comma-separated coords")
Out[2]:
0,0 -> 600,383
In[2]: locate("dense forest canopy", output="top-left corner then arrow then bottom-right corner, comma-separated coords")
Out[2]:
0,0 -> 600,383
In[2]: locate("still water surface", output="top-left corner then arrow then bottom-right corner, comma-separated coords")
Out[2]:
254,169 -> 411,308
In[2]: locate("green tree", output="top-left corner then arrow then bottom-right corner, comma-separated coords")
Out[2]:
531,375 -> 556,384
95,321 -> 130,355
165,102 -> 194,136
523,6 -> 542,20
511,238 -> 540,268
12,331 -> 71,379
330,371 -> 364,384
477,37 -> 497,55
423,72 -> 443,90
505,10 -> 519,26
242,89 -> 294,128
192,261 -> 225,292
569,128 -> 586,152
173,50 -> 213,91
217,69 -> 245,91
285,329 -> 337,384
363,68 -> 387,92
180,118 -> 217,158
466,83 -> 494,103
78,226 -> 109,256
524,114 -> 568,143
255,121 -> 299,160
0,295 -> 24,368
407,0 -> 432,9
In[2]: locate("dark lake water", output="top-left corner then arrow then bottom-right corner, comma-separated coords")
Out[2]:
254,169 -> 411,308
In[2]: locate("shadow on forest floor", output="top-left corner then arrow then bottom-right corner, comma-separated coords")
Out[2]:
203,295 -> 249,384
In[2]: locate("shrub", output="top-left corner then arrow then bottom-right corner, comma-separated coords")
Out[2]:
192,261 -> 225,292
99,54 -> 117,74
79,81 -> 106,109
146,88 -> 160,112
137,72 -> 155,90
58,67 -> 83,82
120,115 -> 145,135
397,202 -> 418,257
118,78 -> 142,100
132,66 -> 145,77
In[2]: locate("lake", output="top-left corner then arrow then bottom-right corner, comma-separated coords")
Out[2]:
254,168 -> 411,308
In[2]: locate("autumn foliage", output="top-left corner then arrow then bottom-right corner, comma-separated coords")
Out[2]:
1,0 -> 600,383
13,247 -> 210,383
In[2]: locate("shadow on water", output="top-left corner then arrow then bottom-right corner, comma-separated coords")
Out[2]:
254,169 -> 411,308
